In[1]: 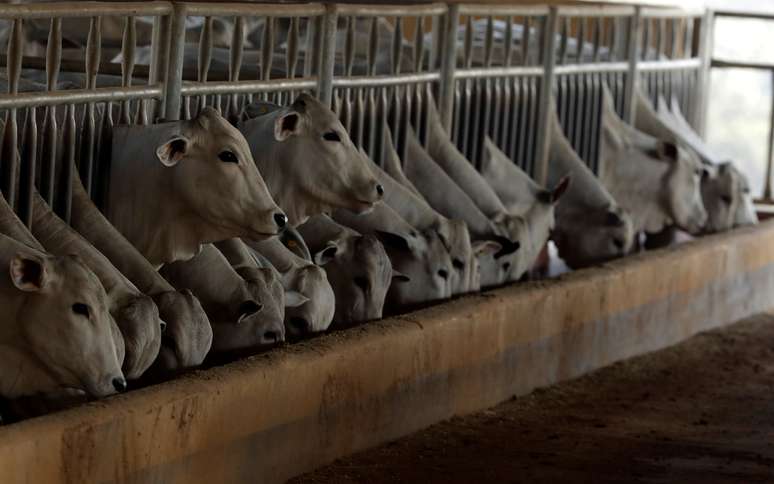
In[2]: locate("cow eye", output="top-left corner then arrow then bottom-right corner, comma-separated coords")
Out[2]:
218,150 -> 239,164
613,238 -> 624,250
721,195 -> 733,205
452,258 -> 465,270
323,131 -> 341,142
354,276 -> 368,292
72,303 -> 90,318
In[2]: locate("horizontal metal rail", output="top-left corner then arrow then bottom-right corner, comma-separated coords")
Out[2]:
331,73 -> 441,88
0,1 -> 172,19
335,3 -> 446,17
180,78 -> 316,95
0,85 -> 163,109
181,2 -> 325,17
711,58 -> 774,71
457,5 -> 548,16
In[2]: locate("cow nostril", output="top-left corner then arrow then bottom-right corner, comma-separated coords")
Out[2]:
112,377 -> 127,393
274,212 -> 288,230
289,317 -> 311,335
376,184 -> 384,197
160,321 -> 167,333
263,330 -> 282,343
438,269 -> 449,280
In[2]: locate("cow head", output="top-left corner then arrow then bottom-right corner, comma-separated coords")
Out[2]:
377,228 -> 452,311
155,107 -> 287,242
553,204 -> 634,269
240,94 -> 384,225
315,233 -> 404,326
11,250 -> 125,398
702,162 -> 758,233
283,263 -> 335,340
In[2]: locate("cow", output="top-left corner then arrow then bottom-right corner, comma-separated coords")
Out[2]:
160,244 -> 284,354
69,172 -> 212,374
545,102 -> 635,269
401,125 -> 519,287
479,137 -> 571,279
0,232 -> 124,399
107,106 -> 286,267
30,193 -> 161,380
237,94 -> 384,226
332,202 -> 453,310
245,237 -> 335,339
633,91 -> 757,233
298,214 -> 405,326
371,130 -> 478,294
599,88 -> 707,238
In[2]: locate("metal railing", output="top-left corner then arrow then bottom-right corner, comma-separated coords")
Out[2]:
0,1 -> 710,230
710,9 -> 774,203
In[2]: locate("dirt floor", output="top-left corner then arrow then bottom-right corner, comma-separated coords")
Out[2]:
292,313 -> 774,484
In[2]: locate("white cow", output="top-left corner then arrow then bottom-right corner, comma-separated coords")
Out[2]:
108,106 -> 286,267
545,102 -> 635,269
0,233 -> 125,399
599,88 -> 707,237
298,214 -> 405,326
238,94 -> 384,226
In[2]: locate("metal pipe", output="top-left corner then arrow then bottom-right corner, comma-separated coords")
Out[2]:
163,2 -> 187,120
623,6 -> 642,124
317,4 -> 337,106
534,7 -> 559,186
438,3 -> 459,132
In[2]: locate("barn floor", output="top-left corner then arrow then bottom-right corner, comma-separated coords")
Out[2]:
292,313 -> 774,484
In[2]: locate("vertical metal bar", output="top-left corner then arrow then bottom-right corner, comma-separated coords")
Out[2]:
57,104 -> 76,222
623,7 -> 642,124
317,5 -> 337,106
120,15 -> 136,125
765,72 -> 774,201
438,4 -> 459,133
18,107 -> 35,227
164,4 -> 187,121
229,16 -> 245,118
197,16 -> 213,110
79,16 -> 101,196
150,14 -> 169,120
534,7 -> 558,186
1,18 -> 21,209
694,10 -> 714,136
40,17 -> 61,206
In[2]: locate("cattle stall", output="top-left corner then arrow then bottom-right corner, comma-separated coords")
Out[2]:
0,2 -> 769,483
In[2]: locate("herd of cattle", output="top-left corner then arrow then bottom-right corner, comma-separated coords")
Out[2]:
0,59 -> 757,420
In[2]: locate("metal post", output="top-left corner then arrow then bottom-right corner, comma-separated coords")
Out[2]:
765,73 -> 774,201
623,6 -> 642,125
438,4 -> 459,133
317,4 -> 337,107
163,3 -> 187,121
534,7 -> 559,186
694,9 -> 714,137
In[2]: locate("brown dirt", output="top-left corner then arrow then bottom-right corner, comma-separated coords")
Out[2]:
292,313 -> 774,484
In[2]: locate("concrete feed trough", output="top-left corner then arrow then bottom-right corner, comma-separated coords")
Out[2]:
0,221 -> 772,484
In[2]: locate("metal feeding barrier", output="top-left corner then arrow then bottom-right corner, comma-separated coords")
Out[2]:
0,1 -> 711,230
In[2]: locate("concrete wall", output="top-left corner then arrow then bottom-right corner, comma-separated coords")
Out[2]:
2,222 -> 774,484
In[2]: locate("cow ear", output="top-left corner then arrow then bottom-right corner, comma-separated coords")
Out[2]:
391,269 -> 410,283
275,112 -> 301,141
375,230 -> 412,253
284,290 -> 309,308
10,253 -> 49,292
313,243 -> 338,266
156,135 -> 189,167
651,141 -> 678,162
472,240 -> 502,258
237,300 -> 263,323
549,175 -> 571,204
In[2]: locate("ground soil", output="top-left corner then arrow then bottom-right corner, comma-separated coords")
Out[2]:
292,313 -> 774,484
